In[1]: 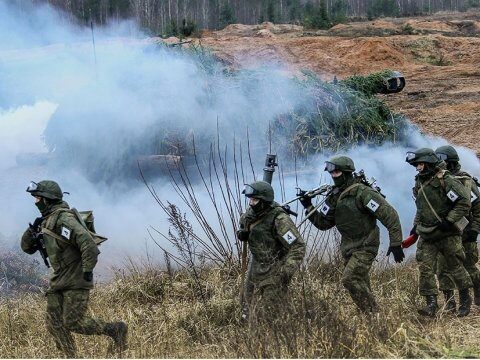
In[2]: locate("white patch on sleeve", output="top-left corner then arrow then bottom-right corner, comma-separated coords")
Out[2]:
61,227 -> 71,240
471,191 -> 478,203
447,190 -> 459,202
282,230 -> 297,244
320,204 -> 330,215
366,199 -> 380,213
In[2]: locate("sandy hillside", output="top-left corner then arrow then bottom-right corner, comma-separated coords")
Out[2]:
186,12 -> 480,155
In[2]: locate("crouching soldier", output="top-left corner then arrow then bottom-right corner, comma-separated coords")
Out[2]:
299,156 -> 404,313
237,181 -> 306,319
21,180 -> 128,357
434,145 -> 480,313
406,148 -> 473,317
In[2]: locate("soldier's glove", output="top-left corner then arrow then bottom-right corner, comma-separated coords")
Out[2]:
438,219 -> 454,232
32,217 -> 44,229
236,229 -> 250,242
298,191 -> 312,208
83,271 -> 93,282
464,229 -> 479,242
410,224 -> 417,236
387,246 -> 405,263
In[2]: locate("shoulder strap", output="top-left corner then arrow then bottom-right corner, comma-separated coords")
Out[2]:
338,183 -> 362,202
42,227 -> 71,245
44,208 -> 69,230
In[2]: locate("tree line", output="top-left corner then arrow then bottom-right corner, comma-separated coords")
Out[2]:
38,0 -> 480,35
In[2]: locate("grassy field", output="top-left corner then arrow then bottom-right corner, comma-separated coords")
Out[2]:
1,255 -> 480,358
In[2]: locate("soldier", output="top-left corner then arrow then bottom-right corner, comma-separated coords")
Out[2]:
21,180 -> 128,357
434,145 -> 480,312
237,181 -> 305,317
406,148 -> 473,317
299,156 -> 404,313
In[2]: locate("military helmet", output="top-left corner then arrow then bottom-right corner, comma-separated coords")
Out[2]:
324,155 -> 355,173
26,180 -> 63,200
435,145 -> 459,162
242,181 -> 274,202
406,148 -> 439,165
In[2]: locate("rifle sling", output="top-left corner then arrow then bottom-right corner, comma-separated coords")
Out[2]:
338,183 -> 362,202
418,174 -> 443,223
42,227 -> 71,245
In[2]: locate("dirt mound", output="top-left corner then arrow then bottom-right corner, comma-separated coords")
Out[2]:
199,12 -> 480,154
343,38 -> 407,67
217,22 -> 303,38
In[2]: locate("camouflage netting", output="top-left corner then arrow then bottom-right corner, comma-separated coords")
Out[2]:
272,70 -> 407,160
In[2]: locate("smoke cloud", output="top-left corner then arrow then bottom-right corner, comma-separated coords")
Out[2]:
1,1 -> 478,271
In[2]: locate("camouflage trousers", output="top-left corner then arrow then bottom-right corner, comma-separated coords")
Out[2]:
46,289 -> 107,357
244,266 -> 290,320
416,235 -> 473,296
437,241 -> 480,291
342,250 -> 378,313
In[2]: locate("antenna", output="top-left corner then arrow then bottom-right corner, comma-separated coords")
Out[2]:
90,9 -> 98,81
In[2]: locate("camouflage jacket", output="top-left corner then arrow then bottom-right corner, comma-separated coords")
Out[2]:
240,202 -> 305,286
451,166 -> 480,236
413,168 -> 471,240
307,177 -> 403,258
21,201 -> 99,292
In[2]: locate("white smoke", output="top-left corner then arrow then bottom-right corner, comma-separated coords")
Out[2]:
0,1 -> 478,271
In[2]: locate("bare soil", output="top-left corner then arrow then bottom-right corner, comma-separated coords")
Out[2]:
189,12 -> 480,154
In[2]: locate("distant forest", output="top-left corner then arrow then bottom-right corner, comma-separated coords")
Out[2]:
38,0 -> 479,35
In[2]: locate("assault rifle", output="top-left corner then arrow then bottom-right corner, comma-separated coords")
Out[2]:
29,217 -> 50,268
354,170 -> 385,198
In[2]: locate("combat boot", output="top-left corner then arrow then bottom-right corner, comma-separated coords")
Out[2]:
443,290 -> 456,313
418,295 -> 438,317
457,289 -> 472,317
104,321 -> 128,353
473,285 -> 480,306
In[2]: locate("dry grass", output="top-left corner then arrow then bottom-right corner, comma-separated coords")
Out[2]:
1,257 -> 480,358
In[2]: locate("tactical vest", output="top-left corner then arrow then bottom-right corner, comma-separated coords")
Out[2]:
333,183 -> 379,256
247,206 -> 289,270
41,209 -> 84,272
415,171 -> 458,240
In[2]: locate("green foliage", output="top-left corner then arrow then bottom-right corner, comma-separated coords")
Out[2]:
180,18 -> 197,37
303,0 -> 331,30
341,70 -> 395,97
266,0 -> 276,22
219,3 -> 237,29
331,0 -> 348,23
368,0 -> 400,18
401,22 -> 415,34
164,19 -> 178,38
467,0 -> 480,7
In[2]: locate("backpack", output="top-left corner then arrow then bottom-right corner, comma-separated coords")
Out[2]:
43,208 -> 108,246
72,208 -> 108,245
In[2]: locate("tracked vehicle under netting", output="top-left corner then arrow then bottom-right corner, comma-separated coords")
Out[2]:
16,70 -> 406,183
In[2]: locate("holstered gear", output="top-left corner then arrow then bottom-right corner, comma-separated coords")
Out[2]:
457,289 -> 472,317
443,290 -> 456,313
418,295 -> 438,317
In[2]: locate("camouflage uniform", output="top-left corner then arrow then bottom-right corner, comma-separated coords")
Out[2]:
21,180 -> 127,357
238,181 -> 306,316
305,156 -> 403,313
407,148 -> 473,317
435,147 -> 480,308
